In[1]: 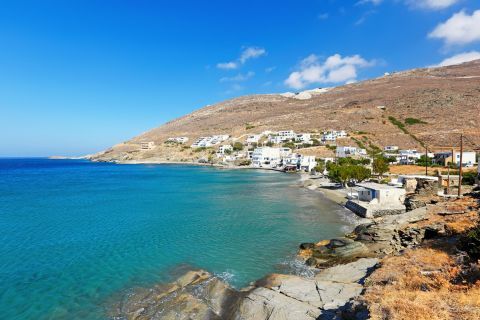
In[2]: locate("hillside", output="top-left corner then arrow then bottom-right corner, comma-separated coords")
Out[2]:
90,60 -> 480,163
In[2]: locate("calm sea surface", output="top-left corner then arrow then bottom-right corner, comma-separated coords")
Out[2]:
0,158 -> 352,319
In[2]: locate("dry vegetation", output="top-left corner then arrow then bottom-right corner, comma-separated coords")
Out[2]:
362,247 -> 480,320
360,193 -> 480,320
389,165 -> 478,176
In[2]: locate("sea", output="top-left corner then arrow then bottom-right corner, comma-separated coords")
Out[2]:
0,158 -> 354,319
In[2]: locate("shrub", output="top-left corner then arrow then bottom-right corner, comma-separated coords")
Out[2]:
233,142 -> 244,151
459,225 -> 480,260
373,156 -> 389,177
405,117 -> 427,125
388,116 -> 407,133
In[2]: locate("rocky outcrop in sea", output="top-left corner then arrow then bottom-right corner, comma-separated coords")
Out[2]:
109,258 -> 379,320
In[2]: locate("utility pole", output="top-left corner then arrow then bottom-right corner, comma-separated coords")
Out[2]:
458,134 -> 463,197
425,146 -> 428,176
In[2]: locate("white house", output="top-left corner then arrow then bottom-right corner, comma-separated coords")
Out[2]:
278,130 -> 296,140
356,183 -> 406,205
398,149 -> 421,165
166,137 -> 189,144
322,130 -> 347,142
251,147 -> 282,168
336,146 -> 367,158
191,135 -> 229,148
218,144 -> 233,154
346,182 -> 406,218
140,141 -> 155,150
246,134 -> 262,144
295,133 -> 312,143
433,151 -> 476,167
282,153 -> 317,172
384,145 -> 399,152
300,155 -> 317,172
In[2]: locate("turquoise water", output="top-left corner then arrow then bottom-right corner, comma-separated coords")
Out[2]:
0,158 -> 351,319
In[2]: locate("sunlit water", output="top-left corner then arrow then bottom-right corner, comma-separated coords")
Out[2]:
0,158 -> 353,319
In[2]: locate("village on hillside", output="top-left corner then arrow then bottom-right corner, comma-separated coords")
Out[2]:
135,128 -> 480,218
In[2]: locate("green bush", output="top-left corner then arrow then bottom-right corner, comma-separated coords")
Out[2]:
459,225 -> 480,260
373,156 -> 389,177
405,117 -> 427,125
233,142 -> 244,151
388,116 -> 407,133
328,164 -> 371,186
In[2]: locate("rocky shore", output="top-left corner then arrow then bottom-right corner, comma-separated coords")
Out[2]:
108,179 -> 480,320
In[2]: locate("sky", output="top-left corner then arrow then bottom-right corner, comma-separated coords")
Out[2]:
1,0 -> 480,157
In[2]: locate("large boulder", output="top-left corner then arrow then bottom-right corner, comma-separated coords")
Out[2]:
304,237 -> 371,267
231,258 -> 379,320
109,270 -> 240,320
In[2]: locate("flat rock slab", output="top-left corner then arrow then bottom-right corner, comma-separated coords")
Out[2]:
233,286 -> 321,320
315,258 -> 379,284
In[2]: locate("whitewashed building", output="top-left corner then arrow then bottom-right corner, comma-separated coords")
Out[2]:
336,146 -> 367,158
295,133 -> 312,143
346,182 -> 406,218
322,130 -> 347,142
166,137 -> 189,144
246,134 -> 262,144
398,150 -> 421,165
384,145 -> 399,152
268,130 -> 297,144
433,151 -> 477,167
251,147 -> 282,168
218,145 -> 233,154
191,135 -> 229,148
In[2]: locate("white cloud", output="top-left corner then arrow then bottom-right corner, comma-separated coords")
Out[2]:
357,0 -> 383,5
406,0 -> 459,10
431,51 -> 480,67
239,47 -> 266,64
285,54 -> 375,89
220,71 -> 255,82
429,10 -> 480,46
216,62 -> 238,70
217,47 -> 267,70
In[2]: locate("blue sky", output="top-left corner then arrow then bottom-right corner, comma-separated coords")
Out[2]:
1,0 -> 479,156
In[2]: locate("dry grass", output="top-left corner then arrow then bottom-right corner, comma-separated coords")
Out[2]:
389,165 -> 478,176
362,248 -> 480,320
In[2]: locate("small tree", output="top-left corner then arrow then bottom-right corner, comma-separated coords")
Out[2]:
351,165 -> 371,183
233,142 -> 244,151
373,156 -> 389,177
416,155 -> 432,167
314,159 -> 325,174
266,141 -> 274,147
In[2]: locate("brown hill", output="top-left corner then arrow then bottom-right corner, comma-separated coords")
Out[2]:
91,60 -> 480,163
